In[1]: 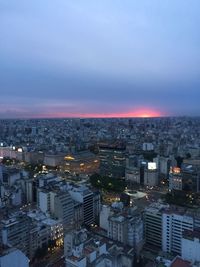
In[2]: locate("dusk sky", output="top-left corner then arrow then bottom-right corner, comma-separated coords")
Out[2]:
0,0 -> 200,118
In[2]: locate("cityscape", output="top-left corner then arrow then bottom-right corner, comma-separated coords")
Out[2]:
0,1 -> 200,267
1,117 -> 200,267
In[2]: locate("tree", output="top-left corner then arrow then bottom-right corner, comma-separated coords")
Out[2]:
90,173 -> 126,192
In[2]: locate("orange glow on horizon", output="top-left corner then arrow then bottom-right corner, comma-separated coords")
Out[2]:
36,108 -> 165,119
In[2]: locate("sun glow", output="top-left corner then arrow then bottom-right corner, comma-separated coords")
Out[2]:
35,108 -> 165,119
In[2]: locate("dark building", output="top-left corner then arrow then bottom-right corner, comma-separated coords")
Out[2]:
98,143 -> 126,178
182,165 -> 200,193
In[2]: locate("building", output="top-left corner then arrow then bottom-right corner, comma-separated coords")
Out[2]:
1,167 -> 21,187
44,153 -> 65,167
125,167 -> 140,184
169,165 -> 200,193
144,165 -> 159,187
162,211 -> 194,254
28,223 -> 49,259
142,143 -> 154,151
64,229 -> 107,267
42,218 -> 64,246
98,143 -> 126,178
27,209 -> 64,258
63,151 -> 99,175
1,213 -> 30,256
0,247 -> 29,267
74,202 -> 84,229
144,203 -> 166,249
169,167 -> 182,191
68,185 -> 100,226
182,229 -> 200,263
170,256 -> 192,267
108,215 -> 128,244
37,189 -> 74,227
181,165 -> 200,193
108,213 -> 143,254
53,191 -> 74,227
100,205 -> 111,231
145,203 -> 200,256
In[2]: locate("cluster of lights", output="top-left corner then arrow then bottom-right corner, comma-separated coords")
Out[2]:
173,167 -> 181,174
65,156 -> 75,160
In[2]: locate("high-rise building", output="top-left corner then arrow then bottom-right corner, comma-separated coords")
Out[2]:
37,189 -> 74,227
144,203 -> 165,249
162,212 -> 194,254
144,164 -> 158,187
98,143 -> 126,178
68,185 -> 100,226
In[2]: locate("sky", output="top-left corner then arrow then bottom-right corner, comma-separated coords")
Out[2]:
0,0 -> 200,118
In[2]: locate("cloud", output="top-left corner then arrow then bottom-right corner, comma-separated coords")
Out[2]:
0,0 -> 200,117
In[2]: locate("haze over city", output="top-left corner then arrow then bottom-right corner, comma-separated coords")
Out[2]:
0,0 -> 200,118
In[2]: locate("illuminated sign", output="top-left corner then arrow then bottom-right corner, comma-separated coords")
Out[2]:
148,162 -> 157,170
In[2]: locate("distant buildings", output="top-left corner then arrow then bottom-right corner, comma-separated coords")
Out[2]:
2,117 -> 200,265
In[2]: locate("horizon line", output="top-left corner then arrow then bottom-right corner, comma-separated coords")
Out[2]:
0,115 -> 196,120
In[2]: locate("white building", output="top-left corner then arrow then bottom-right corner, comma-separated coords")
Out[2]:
182,230 -> 200,263
162,212 -> 194,254
108,215 -> 127,244
100,205 -> 111,231
108,214 -> 143,254
37,189 -> 74,226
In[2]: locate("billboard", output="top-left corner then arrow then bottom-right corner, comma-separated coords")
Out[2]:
148,162 -> 157,170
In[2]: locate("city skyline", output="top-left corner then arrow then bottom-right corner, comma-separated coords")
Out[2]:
0,0 -> 200,118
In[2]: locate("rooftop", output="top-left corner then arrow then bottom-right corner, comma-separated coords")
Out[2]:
170,257 -> 191,267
